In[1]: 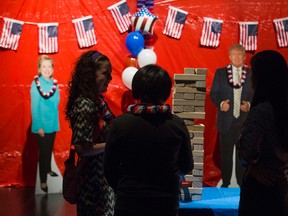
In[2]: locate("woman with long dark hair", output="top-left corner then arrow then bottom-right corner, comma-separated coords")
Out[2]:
65,50 -> 115,216
237,50 -> 288,216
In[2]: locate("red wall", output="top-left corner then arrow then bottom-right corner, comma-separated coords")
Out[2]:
0,0 -> 287,187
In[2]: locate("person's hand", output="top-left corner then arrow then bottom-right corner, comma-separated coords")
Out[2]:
240,100 -> 250,112
38,129 -> 45,137
221,99 -> 230,112
247,163 -> 281,187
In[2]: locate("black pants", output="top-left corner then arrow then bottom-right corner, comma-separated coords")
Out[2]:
219,123 -> 245,187
36,132 -> 56,183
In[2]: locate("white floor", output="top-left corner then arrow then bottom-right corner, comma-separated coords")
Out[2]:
35,153 -> 63,194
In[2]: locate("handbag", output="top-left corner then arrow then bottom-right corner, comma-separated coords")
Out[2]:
62,146 -> 83,204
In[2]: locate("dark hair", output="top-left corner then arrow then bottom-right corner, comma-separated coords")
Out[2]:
65,50 -> 111,125
250,50 -> 288,150
132,64 -> 172,104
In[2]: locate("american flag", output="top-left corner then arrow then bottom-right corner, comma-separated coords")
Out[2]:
200,17 -> 223,48
137,0 -> 154,10
108,0 -> 131,33
0,18 -> 24,50
273,17 -> 288,47
131,6 -> 158,34
163,6 -> 188,39
239,22 -> 258,51
38,23 -> 58,53
72,16 -> 97,48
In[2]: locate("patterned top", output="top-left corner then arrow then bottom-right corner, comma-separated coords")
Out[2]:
69,96 -> 114,215
237,101 -> 288,174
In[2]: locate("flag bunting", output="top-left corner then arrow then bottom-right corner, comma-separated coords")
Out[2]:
72,15 -> 97,48
38,23 -> 59,53
200,17 -> 223,48
163,6 -> 188,40
0,18 -> 24,50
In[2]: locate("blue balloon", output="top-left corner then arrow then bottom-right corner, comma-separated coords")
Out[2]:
125,31 -> 145,56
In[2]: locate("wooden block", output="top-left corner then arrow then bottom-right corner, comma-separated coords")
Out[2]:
193,150 -> 204,157
184,175 -> 203,182
193,144 -> 204,150
183,119 -> 195,125
193,157 -> 204,163
196,81 -> 206,88
193,131 -> 204,137
195,94 -> 206,100
183,93 -> 195,100
184,105 -> 195,112
174,74 -> 206,81
172,106 -> 184,113
173,92 -> 184,99
195,68 -> 207,75
192,181 -> 203,188
186,124 -> 205,131
193,169 -> 203,176
194,163 -> 204,170
174,87 -> 206,94
175,112 -> 205,120
184,68 -> 196,74
194,106 -> 205,112
192,137 -> 204,145
188,187 -> 203,195
173,99 -> 205,106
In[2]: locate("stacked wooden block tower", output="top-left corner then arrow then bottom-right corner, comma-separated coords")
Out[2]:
172,68 -> 207,201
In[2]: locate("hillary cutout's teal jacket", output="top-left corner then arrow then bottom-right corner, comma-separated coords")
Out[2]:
30,76 -> 60,134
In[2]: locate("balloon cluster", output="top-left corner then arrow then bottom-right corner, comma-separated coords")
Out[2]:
122,6 -> 158,90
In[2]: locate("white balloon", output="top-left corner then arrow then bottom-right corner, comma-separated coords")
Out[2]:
122,66 -> 138,90
137,49 -> 157,68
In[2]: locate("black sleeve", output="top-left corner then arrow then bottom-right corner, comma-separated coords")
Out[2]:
177,120 -> 194,175
103,120 -> 121,191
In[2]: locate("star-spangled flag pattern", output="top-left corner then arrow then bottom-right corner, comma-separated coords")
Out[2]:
0,18 -> 24,50
137,0 -> 154,10
131,6 -> 158,34
239,22 -> 258,51
273,17 -> 288,47
72,16 -> 97,48
108,0 -> 131,33
163,6 -> 188,39
200,17 -> 223,48
38,23 -> 58,53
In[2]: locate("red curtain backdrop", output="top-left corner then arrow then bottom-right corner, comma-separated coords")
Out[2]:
0,0 -> 287,187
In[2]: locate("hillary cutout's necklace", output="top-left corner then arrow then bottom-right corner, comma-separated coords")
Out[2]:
34,75 -> 57,99
227,64 -> 247,89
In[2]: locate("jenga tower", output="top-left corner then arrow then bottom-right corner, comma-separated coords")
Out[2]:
173,68 -> 207,201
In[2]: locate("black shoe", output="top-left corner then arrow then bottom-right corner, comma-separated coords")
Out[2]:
48,171 -> 58,177
41,185 -> 48,193
221,184 -> 229,188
